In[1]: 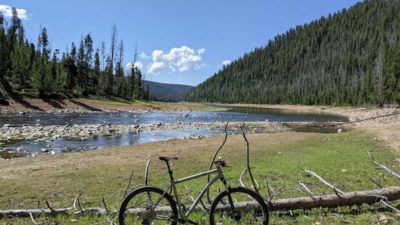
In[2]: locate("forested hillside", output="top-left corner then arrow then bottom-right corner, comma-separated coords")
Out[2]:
144,81 -> 193,102
187,0 -> 400,105
0,9 -> 146,100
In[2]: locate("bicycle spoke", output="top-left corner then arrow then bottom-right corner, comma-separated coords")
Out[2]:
210,188 -> 268,225
120,187 -> 178,225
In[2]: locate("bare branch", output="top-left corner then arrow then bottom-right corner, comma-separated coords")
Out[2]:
240,118 -> 260,195
206,121 -> 229,204
266,182 -> 275,201
369,178 -> 383,189
29,212 -> 40,225
144,159 -> 151,186
45,200 -> 56,215
304,169 -> 344,196
124,170 -> 135,197
73,191 -> 84,211
102,197 -> 110,214
298,181 -> 315,198
372,160 -> 400,180
380,199 -> 400,213
239,170 -> 247,188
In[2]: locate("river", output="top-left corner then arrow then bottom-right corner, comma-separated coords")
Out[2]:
0,107 -> 348,159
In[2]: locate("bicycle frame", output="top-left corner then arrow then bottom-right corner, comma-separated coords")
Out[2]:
153,165 -> 226,220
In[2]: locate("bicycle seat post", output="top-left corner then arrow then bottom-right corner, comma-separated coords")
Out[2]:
166,161 -> 175,181
158,156 -> 178,182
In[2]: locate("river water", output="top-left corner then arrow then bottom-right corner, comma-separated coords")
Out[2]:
0,107 -> 348,159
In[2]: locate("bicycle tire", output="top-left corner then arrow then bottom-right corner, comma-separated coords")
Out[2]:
119,186 -> 179,225
209,187 -> 269,225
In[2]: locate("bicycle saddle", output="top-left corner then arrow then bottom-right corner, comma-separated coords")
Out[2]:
159,156 -> 179,162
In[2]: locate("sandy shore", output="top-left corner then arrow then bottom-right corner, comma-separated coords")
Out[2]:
232,104 -> 400,154
323,106 -> 400,153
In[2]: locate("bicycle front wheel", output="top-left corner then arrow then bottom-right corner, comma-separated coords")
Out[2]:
119,186 -> 178,225
209,187 -> 269,225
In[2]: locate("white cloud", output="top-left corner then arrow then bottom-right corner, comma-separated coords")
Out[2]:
139,52 -> 149,60
147,46 -> 206,74
197,48 -> 205,54
148,61 -> 165,74
222,60 -> 232,67
0,4 -> 29,20
126,61 -> 143,70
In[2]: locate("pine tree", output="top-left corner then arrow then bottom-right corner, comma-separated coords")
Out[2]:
115,40 -> 124,96
64,43 -> 77,93
107,25 -> 117,96
0,12 -> 7,82
92,49 -> 101,95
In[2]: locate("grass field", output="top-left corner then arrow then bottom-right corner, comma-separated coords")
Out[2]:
1,130 -> 399,224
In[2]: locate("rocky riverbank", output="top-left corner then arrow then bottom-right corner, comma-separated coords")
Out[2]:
0,121 -> 292,145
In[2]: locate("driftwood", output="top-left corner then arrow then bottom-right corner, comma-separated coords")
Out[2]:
298,181 -> 315,198
2,187 -> 400,218
304,169 -> 345,195
372,160 -> 400,180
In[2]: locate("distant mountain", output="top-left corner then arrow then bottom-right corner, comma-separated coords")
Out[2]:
187,0 -> 400,105
144,81 -> 194,102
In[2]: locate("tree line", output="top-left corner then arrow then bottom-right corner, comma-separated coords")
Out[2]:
0,8 -> 148,100
186,0 -> 400,106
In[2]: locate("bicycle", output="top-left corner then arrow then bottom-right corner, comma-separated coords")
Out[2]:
119,156 -> 269,224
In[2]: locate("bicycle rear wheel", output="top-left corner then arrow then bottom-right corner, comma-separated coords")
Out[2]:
209,187 -> 269,225
119,186 -> 178,225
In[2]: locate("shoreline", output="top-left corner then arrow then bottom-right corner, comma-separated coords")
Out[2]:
0,98 -> 224,114
1,101 -> 399,156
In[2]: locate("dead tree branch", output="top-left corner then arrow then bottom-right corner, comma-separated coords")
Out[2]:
298,181 -> 315,198
239,169 -> 247,187
3,187 -> 400,218
124,170 -> 135,197
102,197 -> 110,214
240,116 -> 260,195
206,121 -> 229,204
29,212 -> 40,225
45,200 -> 56,216
73,191 -> 84,211
372,160 -> 400,180
304,169 -> 345,196
144,159 -> 151,186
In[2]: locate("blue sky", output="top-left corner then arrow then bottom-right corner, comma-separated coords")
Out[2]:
2,0 -> 361,86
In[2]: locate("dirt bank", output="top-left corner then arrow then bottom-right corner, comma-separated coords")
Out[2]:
0,98 -> 218,114
322,106 -> 400,154
230,104 -> 400,154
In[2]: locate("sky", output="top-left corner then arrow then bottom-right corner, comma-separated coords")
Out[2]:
1,0 -> 361,86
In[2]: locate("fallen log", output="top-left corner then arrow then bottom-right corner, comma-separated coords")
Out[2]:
269,186 -> 400,210
1,187 -> 399,218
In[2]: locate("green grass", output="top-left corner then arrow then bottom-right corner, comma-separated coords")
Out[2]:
1,131 -> 399,224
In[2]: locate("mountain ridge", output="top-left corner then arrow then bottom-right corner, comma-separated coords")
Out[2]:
144,80 -> 194,102
186,0 -> 400,105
